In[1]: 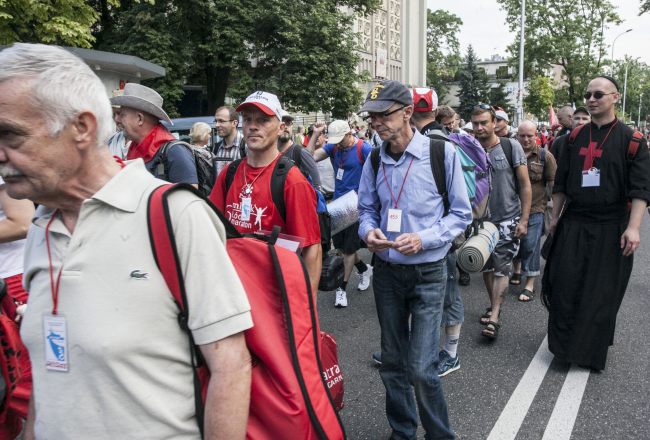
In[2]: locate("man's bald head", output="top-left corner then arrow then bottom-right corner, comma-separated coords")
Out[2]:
557,105 -> 574,128
586,77 -> 620,120
516,120 -> 537,150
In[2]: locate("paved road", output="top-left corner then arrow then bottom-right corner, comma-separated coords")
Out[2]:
317,217 -> 650,439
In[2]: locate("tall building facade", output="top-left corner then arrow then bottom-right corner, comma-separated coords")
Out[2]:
352,0 -> 427,92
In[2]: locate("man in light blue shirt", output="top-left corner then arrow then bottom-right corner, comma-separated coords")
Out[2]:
357,80 -> 471,440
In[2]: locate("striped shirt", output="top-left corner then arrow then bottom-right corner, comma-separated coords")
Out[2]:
212,131 -> 245,177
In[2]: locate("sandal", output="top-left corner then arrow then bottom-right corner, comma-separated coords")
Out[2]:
481,321 -> 501,339
510,273 -> 521,285
518,288 -> 535,302
480,308 -> 501,325
479,308 -> 492,325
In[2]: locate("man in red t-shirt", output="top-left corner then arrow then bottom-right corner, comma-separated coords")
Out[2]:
210,91 -> 322,293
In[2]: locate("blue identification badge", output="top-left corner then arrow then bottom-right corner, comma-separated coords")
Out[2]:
241,197 -> 252,221
43,314 -> 69,372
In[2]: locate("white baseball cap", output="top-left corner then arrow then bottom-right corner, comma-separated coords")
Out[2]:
495,110 -> 510,122
327,120 -> 353,145
236,91 -> 283,121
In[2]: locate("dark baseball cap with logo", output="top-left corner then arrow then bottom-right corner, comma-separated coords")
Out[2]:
359,80 -> 413,113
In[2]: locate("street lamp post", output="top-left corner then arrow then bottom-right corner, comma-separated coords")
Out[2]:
516,0 -> 526,126
639,92 -> 643,128
611,29 -> 633,74
622,62 -> 629,120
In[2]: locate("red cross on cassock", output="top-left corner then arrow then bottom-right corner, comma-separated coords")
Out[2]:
579,141 -> 603,171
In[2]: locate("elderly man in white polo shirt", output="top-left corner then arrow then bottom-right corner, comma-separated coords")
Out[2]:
0,43 -> 253,439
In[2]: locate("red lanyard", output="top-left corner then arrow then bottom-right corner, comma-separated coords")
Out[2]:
589,120 -> 618,154
382,156 -> 415,208
45,211 -> 63,315
44,157 -> 126,315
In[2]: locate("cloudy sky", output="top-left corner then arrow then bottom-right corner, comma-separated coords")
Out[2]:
427,0 -> 650,64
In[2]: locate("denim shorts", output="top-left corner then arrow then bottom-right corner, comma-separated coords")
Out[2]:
482,216 -> 521,277
515,212 -> 544,276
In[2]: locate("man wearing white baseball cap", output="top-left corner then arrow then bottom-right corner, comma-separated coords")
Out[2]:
313,120 -> 373,307
494,109 -> 512,137
210,91 -> 322,294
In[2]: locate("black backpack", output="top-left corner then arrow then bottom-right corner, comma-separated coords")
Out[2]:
159,141 -> 217,197
370,138 -> 449,215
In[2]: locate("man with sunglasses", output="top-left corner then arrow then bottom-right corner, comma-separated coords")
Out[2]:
471,104 -> 532,340
358,80 -> 472,440
542,75 -> 650,371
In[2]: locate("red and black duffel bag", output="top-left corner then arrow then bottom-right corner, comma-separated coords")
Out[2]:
148,184 -> 345,440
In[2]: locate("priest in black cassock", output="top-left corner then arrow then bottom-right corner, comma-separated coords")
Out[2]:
542,75 -> 650,371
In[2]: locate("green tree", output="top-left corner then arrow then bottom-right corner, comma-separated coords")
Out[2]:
0,0 -> 109,47
94,0 -> 380,117
524,75 -> 555,120
640,1 -> 650,14
94,0 -> 189,118
489,81 -> 512,114
496,0 -> 621,104
426,9 -> 463,100
612,57 -> 650,125
456,45 -> 490,120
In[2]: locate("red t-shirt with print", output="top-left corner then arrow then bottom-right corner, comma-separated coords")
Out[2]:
210,155 -> 321,247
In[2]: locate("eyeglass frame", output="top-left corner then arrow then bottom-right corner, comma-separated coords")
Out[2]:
363,104 -> 409,122
214,118 -> 237,124
583,91 -> 617,101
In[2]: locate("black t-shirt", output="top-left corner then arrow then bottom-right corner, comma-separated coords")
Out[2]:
145,142 -> 198,184
553,120 -> 650,222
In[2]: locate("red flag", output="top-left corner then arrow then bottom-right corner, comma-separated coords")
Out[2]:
548,105 -> 559,126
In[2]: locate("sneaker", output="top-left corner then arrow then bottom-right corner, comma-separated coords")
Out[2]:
437,350 -> 460,377
372,351 -> 382,365
458,271 -> 470,286
334,288 -> 348,308
357,264 -> 373,291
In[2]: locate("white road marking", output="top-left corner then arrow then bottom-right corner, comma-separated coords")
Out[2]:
486,336 -> 554,440
541,365 -> 590,440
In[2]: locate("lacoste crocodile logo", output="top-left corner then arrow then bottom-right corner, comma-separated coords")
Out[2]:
130,270 -> 150,280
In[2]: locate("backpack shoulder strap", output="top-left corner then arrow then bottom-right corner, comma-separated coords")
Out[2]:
224,158 -> 243,199
627,131 -> 643,160
290,144 -> 303,169
429,139 -> 449,216
499,137 -> 514,168
370,147 -> 381,178
356,139 -> 364,164
568,124 -> 585,145
540,146 -> 546,167
271,155 -> 294,222
147,182 -> 237,437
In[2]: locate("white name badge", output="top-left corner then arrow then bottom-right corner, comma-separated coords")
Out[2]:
387,208 -> 402,232
241,197 -> 252,221
582,168 -> 600,187
43,315 -> 69,372
336,168 -> 344,180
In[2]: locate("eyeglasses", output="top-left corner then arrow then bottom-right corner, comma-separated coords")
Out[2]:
473,103 -> 495,114
214,119 -> 236,124
364,105 -> 407,121
583,91 -> 616,100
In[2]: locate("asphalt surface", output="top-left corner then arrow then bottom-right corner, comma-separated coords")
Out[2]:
317,217 -> 650,440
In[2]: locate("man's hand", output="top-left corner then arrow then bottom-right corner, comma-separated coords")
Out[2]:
548,217 -> 559,237
514,220 -> 528,239
312,122 -> 326,135
392,233 -> 422,256
366,228 -> 393,252
621,227 -> 641,256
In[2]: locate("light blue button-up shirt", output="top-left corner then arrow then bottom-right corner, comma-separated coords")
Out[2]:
358,129 -> 472,265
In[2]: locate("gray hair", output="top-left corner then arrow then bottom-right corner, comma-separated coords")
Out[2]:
0,43 -> 114,145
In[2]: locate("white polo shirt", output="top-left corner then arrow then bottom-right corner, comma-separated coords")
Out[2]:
20,160 -> 252,439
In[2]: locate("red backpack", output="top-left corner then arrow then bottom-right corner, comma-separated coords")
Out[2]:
0,280 -> 32,440
147,184 -> 345,440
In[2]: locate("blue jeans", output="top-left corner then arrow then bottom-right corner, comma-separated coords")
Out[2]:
373,258 -> 455,440
442,252 -> 464,327
516,212 -> 544,276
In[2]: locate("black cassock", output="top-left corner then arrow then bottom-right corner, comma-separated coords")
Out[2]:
542,120 -> 650,370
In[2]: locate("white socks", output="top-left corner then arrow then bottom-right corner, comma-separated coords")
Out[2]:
444,334 -> 460,358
